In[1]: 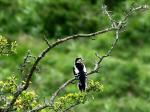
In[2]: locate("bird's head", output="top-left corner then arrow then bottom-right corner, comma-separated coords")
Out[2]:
75,57 -> 84,64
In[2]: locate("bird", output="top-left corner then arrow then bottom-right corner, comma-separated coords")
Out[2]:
73,58 -> 87,92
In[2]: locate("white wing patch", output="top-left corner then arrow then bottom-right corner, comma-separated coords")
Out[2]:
74,65 -> 79,74
83,65 -> 87,73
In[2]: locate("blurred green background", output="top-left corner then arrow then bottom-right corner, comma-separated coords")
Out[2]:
0,0 -> 150,112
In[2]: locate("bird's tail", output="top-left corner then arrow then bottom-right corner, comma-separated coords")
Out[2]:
78,81 -> 87,92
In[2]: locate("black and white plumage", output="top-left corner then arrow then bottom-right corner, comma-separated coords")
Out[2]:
73,58 -> 87,92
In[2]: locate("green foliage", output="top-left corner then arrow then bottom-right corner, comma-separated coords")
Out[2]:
0,76 -> 38,111
54,93 -> 87,111
0,0 -> 150,41
0,0 -> 150,40
53,80 -> 103,111
15,91 -> 38,112
86,80 -> 104,92
0,0 -> 105,37
0,35 -> 17,56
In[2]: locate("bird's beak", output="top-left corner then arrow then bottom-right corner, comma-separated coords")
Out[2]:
79,59 -> 82,63
82,59 -> 84,62
80,59 -> 84,63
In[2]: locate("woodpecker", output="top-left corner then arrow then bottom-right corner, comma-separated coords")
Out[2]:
73,58 -> 87,92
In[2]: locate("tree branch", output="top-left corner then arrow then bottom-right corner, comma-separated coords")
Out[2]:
123,5 -> 148,22
102,5 -> 117,28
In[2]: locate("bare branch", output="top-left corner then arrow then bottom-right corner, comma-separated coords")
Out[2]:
90,4 -> 149,75
89,30 -> 119,75
102,5 -> 117,28
89,5 -> 120,75
123,5 -> 149,22
43,35 -> 51,47
18,50 -> 32,74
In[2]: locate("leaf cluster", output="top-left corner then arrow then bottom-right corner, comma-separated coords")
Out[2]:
0,35 -> 17,56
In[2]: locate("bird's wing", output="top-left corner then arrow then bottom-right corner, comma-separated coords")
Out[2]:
83,64 -> 87,73
83,65 -> 88,78
73,66 -> 79,79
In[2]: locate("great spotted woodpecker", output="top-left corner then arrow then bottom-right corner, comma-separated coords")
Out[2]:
73,58 -> 87,92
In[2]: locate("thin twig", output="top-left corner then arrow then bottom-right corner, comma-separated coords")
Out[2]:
123,5 -> 148,22
19,50 -> 31,74
43,35 -> 51,47
102,5 -> 117,28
